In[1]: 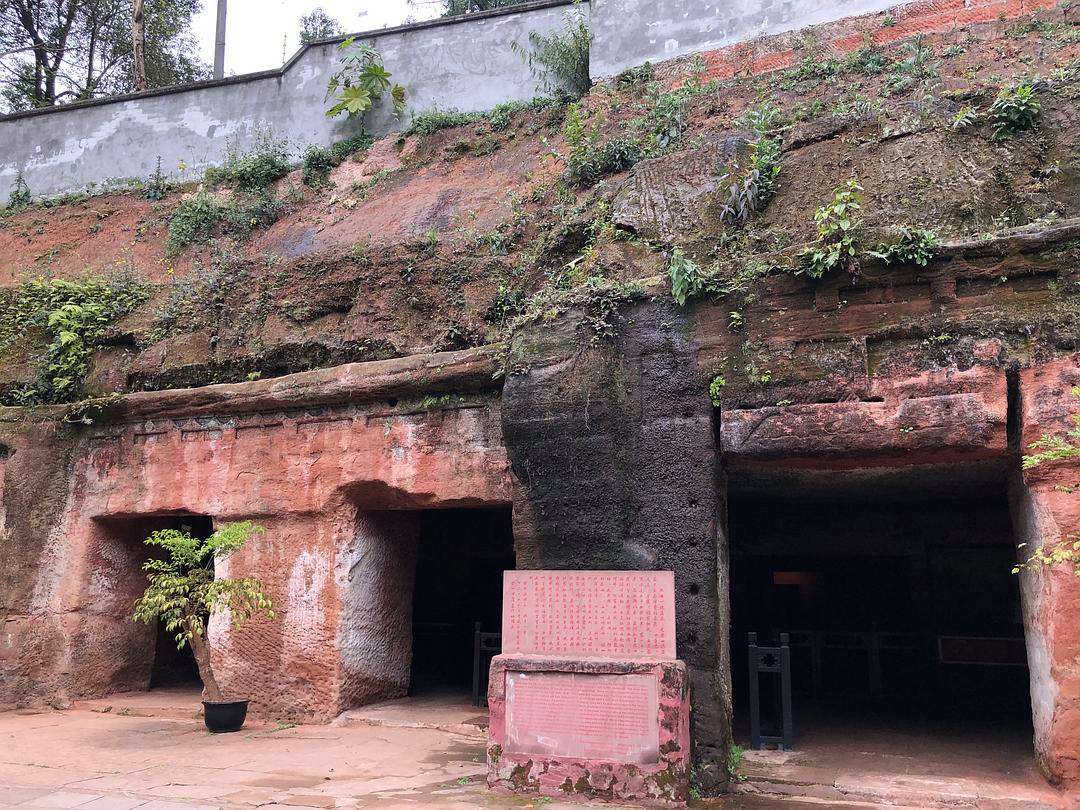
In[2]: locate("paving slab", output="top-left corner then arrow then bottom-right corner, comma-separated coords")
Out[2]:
5,697 -> 1068,808
77,798 -> 150,810
17,791 -> 104,809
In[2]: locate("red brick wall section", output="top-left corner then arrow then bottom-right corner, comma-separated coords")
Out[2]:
697,0 -> 1063,82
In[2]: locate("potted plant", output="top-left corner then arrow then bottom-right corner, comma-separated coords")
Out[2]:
133,520 -> 275,732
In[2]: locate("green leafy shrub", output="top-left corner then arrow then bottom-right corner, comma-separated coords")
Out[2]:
0,276 -> 148,404
562,103 -> 641,186
331,132 -> 374,161
167,193 -> 225,254
751,137 -> 783,207
568,137 -> 642,186
486,285 -> 527,323
301,145 -> 336,186
720,136 -> 782,224
204,130 -> 292,192
220,194 -> 284,238
798,180 -> 863,280
736,102 -> 787,137
167,192 -> 283,255
512,3 -> 592,100
645,78 -> 700,150
881,38 -> 938,96
717,104 -> 785,224
406,107 -> 481,137
989,82 -> 1040,139
325,38 -> 406,120
6,170 -> 31,212
133,521 -> 275,701
669,248 -> 705,306
640,66 -> 723,152
615,61 -> 655,90
843,45 -> 888,75
870,226 -> 939,266
487,97 -> 557,131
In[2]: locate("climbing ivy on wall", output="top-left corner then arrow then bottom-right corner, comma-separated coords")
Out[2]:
0,276 -> 149,405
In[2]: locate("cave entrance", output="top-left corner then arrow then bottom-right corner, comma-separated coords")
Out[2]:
88,513 -> 211,697
342,503 -> 514,715
409,508 -> 514,697
728,463 -> 1033,771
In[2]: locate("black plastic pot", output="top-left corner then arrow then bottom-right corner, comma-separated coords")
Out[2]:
202,699 -> 248,733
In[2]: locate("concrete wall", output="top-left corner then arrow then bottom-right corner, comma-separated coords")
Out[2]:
0,0 -> 584,201
588,0 -> 896,78
0,0 -> 1051,201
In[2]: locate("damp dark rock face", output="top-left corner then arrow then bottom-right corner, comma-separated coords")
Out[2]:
501,299 -> 732,778
612,135 -> 750,242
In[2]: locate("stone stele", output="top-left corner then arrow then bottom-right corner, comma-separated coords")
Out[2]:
487,570 -> 691,806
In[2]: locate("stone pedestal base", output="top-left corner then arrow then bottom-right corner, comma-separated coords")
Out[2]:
486,655 -> 691,806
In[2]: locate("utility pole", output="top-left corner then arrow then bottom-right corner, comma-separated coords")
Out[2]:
213,0 -> 227,79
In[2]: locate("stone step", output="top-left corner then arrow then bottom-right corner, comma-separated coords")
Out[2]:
735,766 -> 1065,809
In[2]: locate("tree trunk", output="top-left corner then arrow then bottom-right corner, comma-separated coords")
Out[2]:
187,619 -> 224,701
132,0 -> 147,92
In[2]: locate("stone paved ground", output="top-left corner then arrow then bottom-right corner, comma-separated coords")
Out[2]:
1,695 -> 1067,809
0,704 -> 544,809
732,707 -> 1068,809
0,702 -> 810,810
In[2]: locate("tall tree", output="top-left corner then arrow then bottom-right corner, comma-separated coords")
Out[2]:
0,0 -> 208,113
299,7 -> 342,45
132,0 -> 146,91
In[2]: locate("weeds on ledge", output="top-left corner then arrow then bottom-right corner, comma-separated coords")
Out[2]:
797,180 -> 863,280
167,191 -> 283,255
204,130 -> 291,192
301,145 -> 336,187
405,98 -> 559,139
989,82 -> 1041,139
563,103 -> 642,186
870,227 -> 939,266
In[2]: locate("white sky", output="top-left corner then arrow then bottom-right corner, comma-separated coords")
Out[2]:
192,1 -> 441,76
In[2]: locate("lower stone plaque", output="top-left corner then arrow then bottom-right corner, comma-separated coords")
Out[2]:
504,671 -> 660,763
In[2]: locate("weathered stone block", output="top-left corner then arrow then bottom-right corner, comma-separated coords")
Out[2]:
487,656 -> 692,806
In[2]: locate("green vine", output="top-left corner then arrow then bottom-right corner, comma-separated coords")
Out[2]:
1015,387 -> 1080,578
0,276 -> 149,405
1022,387 -> 1080,469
